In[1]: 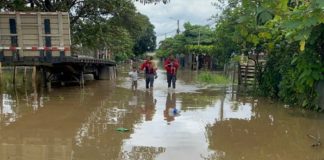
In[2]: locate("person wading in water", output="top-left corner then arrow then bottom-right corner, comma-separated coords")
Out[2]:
164,54 -> 179,90
140,56 -> 157,89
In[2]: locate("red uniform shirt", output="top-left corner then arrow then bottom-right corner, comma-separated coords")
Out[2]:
140,60 -> 155,74
164,58 -> 179,75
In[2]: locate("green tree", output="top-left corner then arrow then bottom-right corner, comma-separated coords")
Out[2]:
110,12 -> 156,56
134,0 -> 170,4
157,22 -> 215,58
211,0 -> 324,110
133,23 -> 156,55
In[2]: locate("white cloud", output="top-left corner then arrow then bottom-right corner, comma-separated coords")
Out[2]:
135,0 -> 219,44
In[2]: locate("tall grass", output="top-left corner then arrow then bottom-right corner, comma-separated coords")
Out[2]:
197,72 -> 230,85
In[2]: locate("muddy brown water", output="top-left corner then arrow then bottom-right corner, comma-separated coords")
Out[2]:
0,68 -> 323,160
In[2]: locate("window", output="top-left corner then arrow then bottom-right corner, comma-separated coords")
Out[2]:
44,19 -> 51,34
9,19 -> 17,34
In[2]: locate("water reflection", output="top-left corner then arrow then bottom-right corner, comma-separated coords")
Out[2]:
0,68 -> 323,160
206,87 -> 324,159
180,90 -> 221,111
0,84 -> 45,127
140,91 -> 156,121
164,92 -> 178,123
1,94 -> 19,126
71,83 -> 143,160
120,146 -> 166,160
0,90 -> 75,160
219,89 -> 255,121
128,91 -> 138,107
0,79 -> 144,160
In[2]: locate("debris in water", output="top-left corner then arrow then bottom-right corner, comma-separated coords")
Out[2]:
311,141 -> 321,147
116,128 -> 129,132
307,134 -> 321,147
168,108 -> 180,116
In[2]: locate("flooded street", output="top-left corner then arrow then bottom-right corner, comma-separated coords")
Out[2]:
0,67 -> 323,160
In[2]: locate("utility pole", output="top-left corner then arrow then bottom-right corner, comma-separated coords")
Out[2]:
176,19 -> 180,34
198,29 -> 201,46
169,17 -> 180,34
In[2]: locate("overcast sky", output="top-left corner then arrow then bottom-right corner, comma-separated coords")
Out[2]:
134,0 -> 218,44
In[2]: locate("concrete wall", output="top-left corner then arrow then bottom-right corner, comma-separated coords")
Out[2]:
98,66 -> 116,80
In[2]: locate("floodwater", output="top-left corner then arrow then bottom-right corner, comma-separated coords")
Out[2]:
0,67 -> 323,160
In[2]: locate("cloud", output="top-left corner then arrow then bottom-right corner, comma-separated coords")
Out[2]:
135,0 -> 219,44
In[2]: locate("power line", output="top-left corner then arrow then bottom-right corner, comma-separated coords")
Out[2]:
156,29 -> 177,36
155,21 -> 217,45
157,22 -> 218,46
158,21 -> 216,37
179,21 -> 216,34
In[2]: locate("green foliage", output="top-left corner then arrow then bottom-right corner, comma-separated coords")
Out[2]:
156,49 -> 169,58
157,34 -> 186,58
273,50 -> 323,110
151,0 -> 324,110
111,12 -> 156,55
197,72 -> 230,85
209,0 -> 324,110
259,36 -> 324,110
183,23 -> 215,45
185,45 -> 214,55
133,23 -> 156,55
259,42 -> 294,98
114,52 -> 129,62
157,22 -> 215,58
134,0 -> 170,4
72,20 -> 134,59
231,55 -> 241,63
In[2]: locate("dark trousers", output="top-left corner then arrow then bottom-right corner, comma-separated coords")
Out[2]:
167,73 -> 176,88
145,74 -> 155,89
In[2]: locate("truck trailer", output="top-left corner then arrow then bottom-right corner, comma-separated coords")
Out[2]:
0,12 -> 116,84
0,12 -> 71,64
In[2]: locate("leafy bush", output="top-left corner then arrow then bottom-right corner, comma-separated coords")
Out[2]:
259,41 -> 324,111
